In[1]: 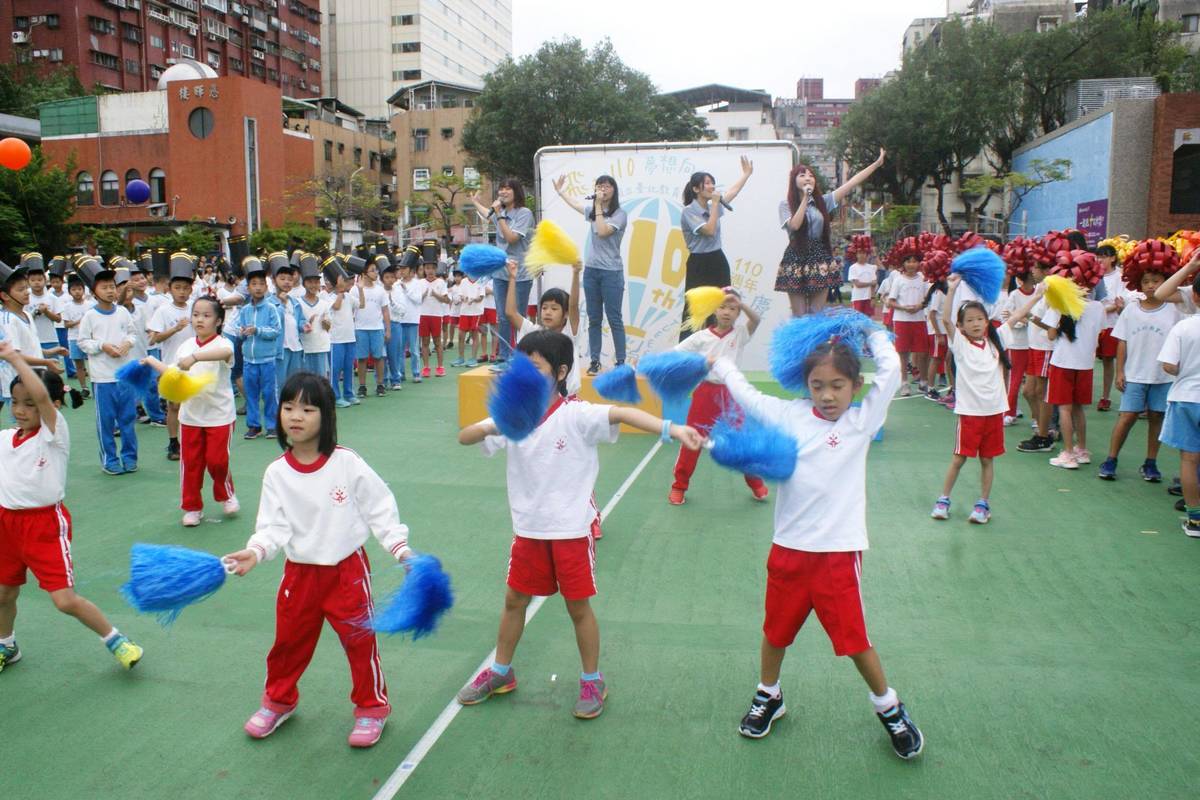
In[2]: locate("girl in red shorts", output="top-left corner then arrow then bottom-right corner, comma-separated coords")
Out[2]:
710,312 -> 923,759
887,254 -> 929,396
0,342 -> 143,674
455,331 -> 700,720
931,276 -> 1039,524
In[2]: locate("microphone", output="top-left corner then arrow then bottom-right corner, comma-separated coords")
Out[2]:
583,194 -> 596,201
720,199 -> 734,212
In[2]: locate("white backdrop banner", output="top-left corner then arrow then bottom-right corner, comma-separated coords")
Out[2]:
534,141 -> 798,371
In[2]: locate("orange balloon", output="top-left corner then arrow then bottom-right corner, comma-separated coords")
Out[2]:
0,137 -> 32,170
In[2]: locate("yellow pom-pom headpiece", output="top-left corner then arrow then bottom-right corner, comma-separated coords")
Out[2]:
682,286 -> 730,332
156,367 -> 216,404
1042,275 -> 1086,320
524,219 -> 580,277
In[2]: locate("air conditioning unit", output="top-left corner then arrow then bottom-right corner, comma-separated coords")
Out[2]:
148,203 -> 169,218
416,103 -> 428,110
11,31 -> 30,45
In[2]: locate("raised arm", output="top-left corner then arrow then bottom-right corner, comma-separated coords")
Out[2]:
942,275 -> 960,344
567,261 -> 581,336
832,148 -> 886,206
1154,249 -> 1200,303
722,156 -> 754,205
0,341 -> 58,432
552,175 -> 587,215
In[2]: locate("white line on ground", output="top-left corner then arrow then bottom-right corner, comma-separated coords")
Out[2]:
371,439 -> 665,800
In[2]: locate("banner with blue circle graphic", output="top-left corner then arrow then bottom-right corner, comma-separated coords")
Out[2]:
535,141 -> 799,371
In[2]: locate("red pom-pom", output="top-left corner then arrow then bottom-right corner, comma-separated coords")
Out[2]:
921,249 -> 951,282
846,233 -> 874,259
1121,239 -> 1181,293
1002,236 -> 1037,277
1050,249 -> 1102,289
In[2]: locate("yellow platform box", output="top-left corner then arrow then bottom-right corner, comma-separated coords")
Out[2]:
457,367 -> 664,433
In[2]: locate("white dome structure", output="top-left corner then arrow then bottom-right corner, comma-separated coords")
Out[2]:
156,60 -> 218,90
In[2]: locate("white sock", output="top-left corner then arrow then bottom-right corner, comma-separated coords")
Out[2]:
0,633 -> 14,647
870,687 -> 898,713
757,681 -> 781,699
101,628 -> 119,645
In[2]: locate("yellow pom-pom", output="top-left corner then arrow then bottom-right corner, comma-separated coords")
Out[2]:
682,286 -> 729,332
1042,275 -> 1086,320
157,367 -> 216,403
524,220 -> 580,277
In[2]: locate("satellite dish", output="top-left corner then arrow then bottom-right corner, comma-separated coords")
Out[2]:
156,59 -> 218,90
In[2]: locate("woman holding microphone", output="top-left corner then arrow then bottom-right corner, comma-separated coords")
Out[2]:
776,149 -> 886,317
679,157 -> 754,336
471,178 -> 534,370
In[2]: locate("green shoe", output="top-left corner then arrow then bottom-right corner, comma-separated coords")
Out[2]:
0,641 -> 20,673
107,635 -> 143,670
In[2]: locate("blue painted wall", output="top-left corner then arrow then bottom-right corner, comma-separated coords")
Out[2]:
1013,112 -> 1113,237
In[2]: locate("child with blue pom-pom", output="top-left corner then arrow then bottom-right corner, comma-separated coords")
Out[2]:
670,287 -> 766,505
223,371 -> 415,748
708,313 -> 925,760
457,330 -> 701,720
0,342 -> 143,675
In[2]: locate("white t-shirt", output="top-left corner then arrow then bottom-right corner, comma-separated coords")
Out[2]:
1028,299 -> 1054,352
877,271 -> 896,301
25,290 -> 59,343
481,278 -> 496,311
951,279 -> 999,322
148,301 -> 193,364
60,298 -> 90,341
277,296 -> 302,352
420,278 -> 448,317
1111,301 -> 1181,385
0,411 -> 69,508
926,289 -> 945,335
1100,270 -> 1126,328
352,284 -> 388,330
950,324 -> 1012,416
217,286 -> 242,333
1159,315 -> 1200,403
459,278 -> 484,316
1043,300 -> 1104,371
325,291 -> 357,345
676,325 -> 752,385
298,295 -> 331,353
1000,287 -> 1036,349
888,273 -> 928,323
175,335 -> 236,427
848,263 -> 876,302
51,289 -> 68,330
481,399 -> 619,539
388,279 -> 424,324
78,305 -> 136,383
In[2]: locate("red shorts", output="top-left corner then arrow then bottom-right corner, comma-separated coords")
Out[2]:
954,413 -> 1005,458
1046,365 -> 1093,406
1026,349 -> 1050,378
0,503 -> 74,592
763,546 -> 870,656
442,315 -> 452,328
851,299 -> 874,317
506,535 -> 596,600
458,315 -> 481,332
882,308 -> 894,328
931,333 -> 948,359
893,320 -> 929,353
418,315 -> 442,338
482,308 -> 498,325
1096,328 -> 1118,358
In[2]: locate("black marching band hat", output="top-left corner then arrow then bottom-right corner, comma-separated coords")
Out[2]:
299,253 -> 322,281
268,251 -> 293,277
398,244 -> 422,270
344,254 -> 367,276
228,235 -> 250,280
421,239 -> 439,265
133,253 -> 152,275
152,247 -> 170,279
0,258 -> 27,290
73,254 -> 113,291
374,253 -> 393,273
19,252 -> 45,273
48,256 -> 70,278
169,252 -> 197,283
242,253 -> 267,280
321,254 -> 348,287
109,256 -> 134,287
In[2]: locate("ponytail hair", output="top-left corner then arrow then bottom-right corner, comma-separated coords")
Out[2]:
1058,315 -> 1077,343
957,301 -> 1010,370
922,279 -> 947,309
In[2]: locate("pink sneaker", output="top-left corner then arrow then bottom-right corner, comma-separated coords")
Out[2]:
244,705 -> 294,739
1073,448 -> 1092,465
1049,450 -> 1079,470
347,716 -> 386,748
435,366 -> 445,377
421,366 -> 431,378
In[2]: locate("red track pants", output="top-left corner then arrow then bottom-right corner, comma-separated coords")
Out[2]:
1006,348 -> 1029,418
261,548 -> 390,717
180,423 -> 235,512
672,381 -> 766,493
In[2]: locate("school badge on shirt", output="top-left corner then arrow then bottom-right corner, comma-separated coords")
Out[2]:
330,486 -> 349,505
826,432 -> 841,449
554,437 -> 567,452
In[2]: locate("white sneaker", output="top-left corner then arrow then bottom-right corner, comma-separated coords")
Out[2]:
1002,415 -> 1016,427
1049,451 -> 1079,470
899,384 -> 912,397
182,510 -> 204,527
223,496 -> 240,516
1073,448 -> 1092,465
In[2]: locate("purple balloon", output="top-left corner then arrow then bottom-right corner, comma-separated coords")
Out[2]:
126,179 -> 151,204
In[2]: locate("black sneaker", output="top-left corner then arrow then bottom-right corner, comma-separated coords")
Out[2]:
586,361 -> 601,377
1176,498 -> 1186,512
1017,435 -> 1053,453
738,689 -> 786,739
375,385 -> 386,397
1168,477 -> 1183,497
166,440 -> 181,461
357,385 -> 367,398
877,702 -> 923,760
1184,519 -> 1200,538
924,388 -> 941,402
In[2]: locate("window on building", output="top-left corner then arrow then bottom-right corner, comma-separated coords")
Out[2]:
1036,15 -> 1061,33
324,140 -> 333,161
89,16 -> 116,35
48,49 -> 63,62
337,142 -> 344,154
125,59 -> 141,75
402,69 -> 421,80
150,34 -> 163,48
100,171 -> 119,205
1183,15 -> 1200,34
229,57 -> 244,72
441,166 -> 454,178
369,151 -> 378,169
1171,144 -> 1200,215
122,23 -> 143,43
441,127 -> 454,139
463,166 -> 480,188
90,51 -> 120,70
188,107 -> 215,139
46,14 -> 60,28
728,128 -> 749,141
179,43 -> 196,59
413,169 -> 431,190
125,169 -> 142,189
392,14 -> 415,25
13,17 -> 29,30
414,129 -> 429,152
76,172 -> 95,206
148,168 -> 165,203
401,42 -> 421,52
353,147 -> 362,166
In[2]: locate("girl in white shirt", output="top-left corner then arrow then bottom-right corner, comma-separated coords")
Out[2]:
143,297 -> 238,528
0,346 -> 143,674
708,317 -> 923,759
1095,245 -> 1125,411
1040,272 -> 1106,470
224,372 -> 414,749
456,330 -> 700,721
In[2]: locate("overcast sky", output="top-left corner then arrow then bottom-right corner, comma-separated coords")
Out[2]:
512,0 -> 948,100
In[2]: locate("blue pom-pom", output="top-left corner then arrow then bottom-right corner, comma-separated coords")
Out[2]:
951,246 -> 1005,304
120,543 -> 228,626
369,554 -> 454,639
770,308 -> 883,392
592,364 -> 641,403
459,244 -> 509,279
487,352 -> 552,441
708,409 -> 798,481
637,351 -> 708,403
115,360 -> 154,393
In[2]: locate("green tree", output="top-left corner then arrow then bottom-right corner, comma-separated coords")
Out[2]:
0,147 -> 76,261
292,168 -> 386,251
79,227 -> 130,259
961,158 -> 1072,226
412,174 -> 472,249
462,38 -> 706,185
143,223 -> 218,256
249,221 -> 331,254
0,61 -> 87,119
